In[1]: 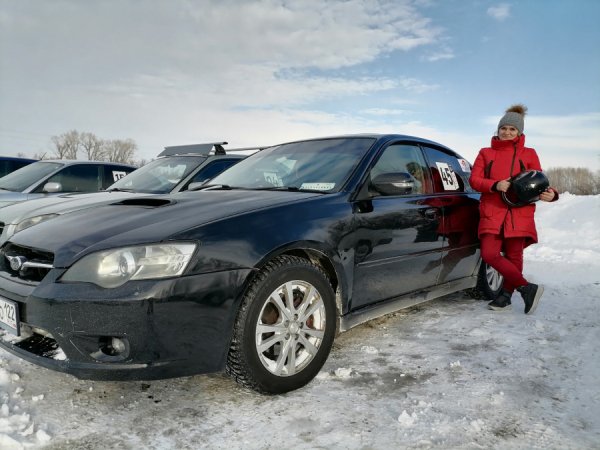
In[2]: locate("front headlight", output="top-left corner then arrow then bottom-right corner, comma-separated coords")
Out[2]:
12,213 -> 60,236
61,243 -> 197,288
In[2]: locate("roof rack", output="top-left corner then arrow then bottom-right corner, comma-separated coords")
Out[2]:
158,142 -> 228,157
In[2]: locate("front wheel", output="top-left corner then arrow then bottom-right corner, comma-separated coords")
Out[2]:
226,255 -> 336,394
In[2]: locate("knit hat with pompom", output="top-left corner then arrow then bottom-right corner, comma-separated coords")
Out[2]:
498,104 -> 527,135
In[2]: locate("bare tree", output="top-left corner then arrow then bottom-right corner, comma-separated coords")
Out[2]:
80,132 -> 105,161
546,167 -> 600,195
51,130 -> 80,159
102,139 -> 137,164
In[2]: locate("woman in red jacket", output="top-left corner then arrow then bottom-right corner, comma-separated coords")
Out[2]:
470,104 -> 558,314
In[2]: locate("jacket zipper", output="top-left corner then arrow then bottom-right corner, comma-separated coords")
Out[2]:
509,143 -> 517,177
505,142 -> 518,232
500,143 -> 518,234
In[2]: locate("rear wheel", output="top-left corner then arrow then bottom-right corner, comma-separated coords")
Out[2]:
468,261 -> 503,300
226,255 -> 336,394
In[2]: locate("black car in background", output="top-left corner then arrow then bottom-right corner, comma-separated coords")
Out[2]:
0,159 -> 136,208
0,156 -> 37,177
0,134 -> 501,394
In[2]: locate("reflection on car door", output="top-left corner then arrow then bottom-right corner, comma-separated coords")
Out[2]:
421,145 -> 480,284
349,143 -> 443,310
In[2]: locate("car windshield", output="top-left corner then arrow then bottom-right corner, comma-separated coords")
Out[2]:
107,155 -> 207,193
209,137 -> 376,192
0,161 -> 63,192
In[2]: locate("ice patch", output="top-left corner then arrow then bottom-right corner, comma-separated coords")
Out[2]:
397,410 -> 417,427
334,368 -> 353,378
360,345 -> 379,354
36,429 -> 51,443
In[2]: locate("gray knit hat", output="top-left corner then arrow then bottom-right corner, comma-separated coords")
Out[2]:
498,104 -> 527,135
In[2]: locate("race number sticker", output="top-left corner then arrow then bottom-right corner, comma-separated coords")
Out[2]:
458,159 -> 471,172
435,162 -> 459,191
112,171 -> 128,182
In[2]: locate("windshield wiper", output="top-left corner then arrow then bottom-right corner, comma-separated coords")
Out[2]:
251,186 -> 328,193
106,187 -> 135,192
197,184 -> 237,190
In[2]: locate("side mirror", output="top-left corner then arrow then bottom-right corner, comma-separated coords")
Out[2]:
43,182 -> 62,193
371,172 -> 415,196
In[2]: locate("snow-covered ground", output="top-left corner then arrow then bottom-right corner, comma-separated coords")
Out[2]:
1,193 -> 599,449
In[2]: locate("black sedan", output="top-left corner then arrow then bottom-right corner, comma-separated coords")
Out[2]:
0,135 -> 501,393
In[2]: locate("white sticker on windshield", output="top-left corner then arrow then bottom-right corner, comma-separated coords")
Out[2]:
112,171 -> 127,181
263,172 -> 283,187
435,162 -> 459,191
300,183 -> 335,191
458,159 -> 471,172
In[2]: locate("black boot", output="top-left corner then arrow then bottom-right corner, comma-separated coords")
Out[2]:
517,283 -> 544,315
488,289 -> 512,311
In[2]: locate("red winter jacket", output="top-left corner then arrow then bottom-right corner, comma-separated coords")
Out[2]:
469,134 -> 558,247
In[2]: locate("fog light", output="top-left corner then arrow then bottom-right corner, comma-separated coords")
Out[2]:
98,336 -> 128,357
111,337 -> 126,354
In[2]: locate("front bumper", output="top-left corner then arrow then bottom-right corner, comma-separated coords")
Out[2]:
0,268 -> 252,380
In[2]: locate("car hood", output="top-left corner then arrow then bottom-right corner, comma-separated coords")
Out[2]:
10,189 -> 323,267
0,190 -> 29,208
0,191 -> 148,225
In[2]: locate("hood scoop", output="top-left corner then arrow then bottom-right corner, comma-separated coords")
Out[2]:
112,197 -> 174,207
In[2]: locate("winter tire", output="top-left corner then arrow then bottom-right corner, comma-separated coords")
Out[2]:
226,255 -> 336,394
468,260 -> 503,300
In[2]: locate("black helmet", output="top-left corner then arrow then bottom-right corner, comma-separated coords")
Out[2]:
501,170 -> 550,207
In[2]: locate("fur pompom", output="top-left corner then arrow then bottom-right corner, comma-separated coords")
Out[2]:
506,104 -> 527,116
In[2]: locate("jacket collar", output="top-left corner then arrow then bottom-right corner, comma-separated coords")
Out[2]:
490,134 -> 526,151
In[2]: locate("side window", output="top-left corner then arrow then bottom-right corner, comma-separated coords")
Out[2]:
42,165 -> 100,192
422,146 -> 470,193
370,144 -> 431,195
184,159 -> 239,188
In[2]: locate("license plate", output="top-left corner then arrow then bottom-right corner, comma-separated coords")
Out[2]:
0,296 -> 20,336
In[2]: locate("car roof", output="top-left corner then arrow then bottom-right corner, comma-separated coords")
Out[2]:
280,133 -> 452,146
157,142 -> 267,158
33,159 -> 136,168
0,156 -> 38,162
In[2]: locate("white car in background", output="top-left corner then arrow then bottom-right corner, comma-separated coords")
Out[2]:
0,143 -> 258,246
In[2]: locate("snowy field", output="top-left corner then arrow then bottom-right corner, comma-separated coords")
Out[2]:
1,193 -> 599,449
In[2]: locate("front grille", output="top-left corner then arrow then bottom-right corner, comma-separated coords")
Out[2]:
0,243 -> 54,283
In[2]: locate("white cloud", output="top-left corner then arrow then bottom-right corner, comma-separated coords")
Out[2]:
422,47 -> 455,62
0,0 -> 446,159
487,3 -> 511,21
362,108 -> 410,116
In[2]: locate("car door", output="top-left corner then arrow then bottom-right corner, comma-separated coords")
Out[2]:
349,142 -> 444,310
421,145 -> 480,284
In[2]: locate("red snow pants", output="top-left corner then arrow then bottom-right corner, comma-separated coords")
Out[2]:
480,233 -> 528,293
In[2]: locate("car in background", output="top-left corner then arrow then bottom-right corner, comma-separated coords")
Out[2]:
0,159 -> 136,208
0,156 -> 38,177
0,142 -> 256,245
0,134 -> 501,394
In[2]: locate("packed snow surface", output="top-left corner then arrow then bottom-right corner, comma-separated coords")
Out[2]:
0,193 -> 598,449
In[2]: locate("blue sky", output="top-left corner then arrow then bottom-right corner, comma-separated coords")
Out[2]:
0,0 -> 598,169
